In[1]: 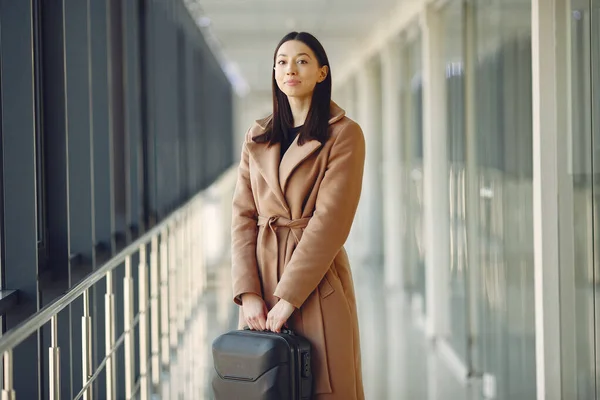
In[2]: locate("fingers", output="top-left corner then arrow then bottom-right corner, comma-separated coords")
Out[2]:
273,318 -> 284,333
265,312 -> 270,332
242,297 -> 267,331
259,303 -> 268,331
257,312 -> 267,331
266,310 -> 284,333
247,301 -> 290,333
246,316 -> 258,331
246,312 -> 266,331
266,301 -> 293,333
266,305 -> 273,332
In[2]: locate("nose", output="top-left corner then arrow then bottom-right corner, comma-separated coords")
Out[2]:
286,64 -> 297,75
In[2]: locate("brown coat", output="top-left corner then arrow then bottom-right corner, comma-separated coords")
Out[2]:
231,101 -> 365,399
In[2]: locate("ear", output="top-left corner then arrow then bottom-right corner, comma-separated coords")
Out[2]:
317,65 -> 329,83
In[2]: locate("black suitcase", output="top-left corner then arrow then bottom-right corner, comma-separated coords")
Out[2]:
212,328 -> 313,400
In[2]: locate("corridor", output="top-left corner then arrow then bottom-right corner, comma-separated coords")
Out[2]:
0,0 -> 592,399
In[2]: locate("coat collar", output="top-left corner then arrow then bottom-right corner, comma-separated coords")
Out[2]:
246,101 -> 346,212
251,100 -> 346,135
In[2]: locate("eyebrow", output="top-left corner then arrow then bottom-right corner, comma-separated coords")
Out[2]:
277,53 -> 312,58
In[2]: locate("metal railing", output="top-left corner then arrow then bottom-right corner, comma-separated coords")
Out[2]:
0,185 -> 217,399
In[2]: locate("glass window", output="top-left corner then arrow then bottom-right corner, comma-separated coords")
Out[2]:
558,1 -> 596,399
469,0 -> 536,398
401,31 -> 426,315
442,0 -> 469,364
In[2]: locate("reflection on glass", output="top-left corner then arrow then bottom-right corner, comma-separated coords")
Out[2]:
559,1 -> 597,399
442,0 -> 470,364
470,0 -> 536,398
593,0 -> 600,394
401,33 -> 425,314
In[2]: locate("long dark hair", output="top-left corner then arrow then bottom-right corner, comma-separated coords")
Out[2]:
253,32 -> 332,146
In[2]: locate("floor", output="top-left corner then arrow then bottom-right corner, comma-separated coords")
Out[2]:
351,266 -> 482,400
167,260 -> 486,400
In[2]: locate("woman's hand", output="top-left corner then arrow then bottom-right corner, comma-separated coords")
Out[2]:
266,299 -> 295,333
241,293 -> 268,331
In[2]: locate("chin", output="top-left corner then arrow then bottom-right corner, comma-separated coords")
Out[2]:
284,91 -> 311,99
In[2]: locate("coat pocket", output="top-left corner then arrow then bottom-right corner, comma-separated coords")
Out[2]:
318,272 -> 335,298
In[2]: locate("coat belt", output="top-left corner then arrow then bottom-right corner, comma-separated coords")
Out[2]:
257,215 -> 311,236
256,215 -> 310,307
256,214 -> 333,394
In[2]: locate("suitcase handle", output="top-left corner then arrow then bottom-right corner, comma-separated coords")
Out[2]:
242,326 -> 296,336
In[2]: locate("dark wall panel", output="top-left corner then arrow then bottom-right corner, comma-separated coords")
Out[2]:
65,0 -> 94,279
0,0 -> 41,397
90,1 -> 111,396
140,0 -> 158,226
184,36 -> 197,196
64,1 -> 95,397
109,0 -> 127,243
123,0 -> 144,238
91,1 -> 113,251
38,2 -> 73,399
41,0 -> 69,285
0,0 -> 234,398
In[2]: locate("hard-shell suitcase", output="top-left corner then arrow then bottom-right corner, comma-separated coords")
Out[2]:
212,328 -> 312,400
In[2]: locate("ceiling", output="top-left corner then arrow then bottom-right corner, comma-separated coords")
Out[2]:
184,0 -> 400,96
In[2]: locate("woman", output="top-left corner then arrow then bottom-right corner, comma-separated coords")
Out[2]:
230,31 -> 365,400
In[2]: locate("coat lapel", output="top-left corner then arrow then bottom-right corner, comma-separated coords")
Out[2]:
246,101 -> 346,207
245,140 -> 288,212
279,136 -> 322,192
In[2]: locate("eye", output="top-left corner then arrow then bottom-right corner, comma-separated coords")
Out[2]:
297,59 -> 308,64
277,60 -> 286,65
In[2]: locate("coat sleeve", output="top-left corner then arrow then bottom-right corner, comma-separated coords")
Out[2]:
273,122 -> 366,308
231,132 -> 262,305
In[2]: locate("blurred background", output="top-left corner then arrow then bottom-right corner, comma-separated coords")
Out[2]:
0,0 -> 595,399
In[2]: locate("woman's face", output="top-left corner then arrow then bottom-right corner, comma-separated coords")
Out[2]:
274,40 -> 328,101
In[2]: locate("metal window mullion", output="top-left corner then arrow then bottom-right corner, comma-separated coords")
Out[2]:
531,0 -> 566,399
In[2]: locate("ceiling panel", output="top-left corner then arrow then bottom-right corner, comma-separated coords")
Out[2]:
185,0 -> 400,94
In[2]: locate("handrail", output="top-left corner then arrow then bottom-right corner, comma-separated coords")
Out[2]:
0,165 -> 238,399
0,189 -> 199,356
71,314 -> 136,400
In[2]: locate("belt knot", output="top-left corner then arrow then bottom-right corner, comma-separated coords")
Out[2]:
257,215 -> 311,243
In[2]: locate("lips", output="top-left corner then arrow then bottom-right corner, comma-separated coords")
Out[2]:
286,79 -> 300,85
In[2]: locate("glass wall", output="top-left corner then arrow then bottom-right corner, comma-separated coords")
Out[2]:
558,1 -> 596,398
593,0 -> 600,392
470,0 -> 536,398
442,1 -> 470,364
401,31 -> 426,315
393,2 -> 537,397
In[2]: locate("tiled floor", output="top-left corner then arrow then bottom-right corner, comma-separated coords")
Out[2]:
193,264 -> 482,400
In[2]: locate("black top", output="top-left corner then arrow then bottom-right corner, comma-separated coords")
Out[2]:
281,125 -> 303,158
